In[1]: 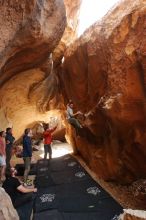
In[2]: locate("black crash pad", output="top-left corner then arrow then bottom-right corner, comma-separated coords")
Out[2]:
34,186 -> 58,213
57,179 -> 110,199
48,159 -> 80,172
34,154 -> 123,219
15,163 -> 37,176
37,166 -> 49,176
35,174 -> 55,188
58,196 -> 122,213
33,209 -> 62,220
34,209 -> 121,220
37,159 -> 49,167
62,211 -> 120,220
51,169 -> 91,185
16,200 -> 33,220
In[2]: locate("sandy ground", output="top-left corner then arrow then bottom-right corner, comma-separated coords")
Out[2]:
11,140 -> 73,166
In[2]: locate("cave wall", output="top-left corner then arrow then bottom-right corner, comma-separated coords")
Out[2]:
53,0 -> 82,65
0,187 -> 19,220
0,0 -> 66,84
1,0 -> 146,185
61,0 -> 146,183
0,0 -> 81,139
119,209 -> 146,220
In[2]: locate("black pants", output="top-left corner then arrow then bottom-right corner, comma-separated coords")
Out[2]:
6,147 -> 12,169
14,193 -> 36,208
68,118 -> 82,136
44,144 -> 52,159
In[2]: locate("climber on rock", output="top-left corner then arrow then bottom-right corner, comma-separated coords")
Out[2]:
66,102 -> 83,134
67,99 -> 73,107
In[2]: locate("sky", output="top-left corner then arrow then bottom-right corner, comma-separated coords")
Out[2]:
78,0 -> 120,36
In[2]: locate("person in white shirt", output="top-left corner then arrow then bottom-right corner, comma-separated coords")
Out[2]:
66,102 -> 83,134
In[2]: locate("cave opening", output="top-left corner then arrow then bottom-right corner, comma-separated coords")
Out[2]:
78,0 -> 119,36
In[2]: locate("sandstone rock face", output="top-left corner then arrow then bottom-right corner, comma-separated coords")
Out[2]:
53,0 -> 82,66
62,0 -> 146,183
119,209 -> 146,220
0,187 -> 19,220
29,116 -> 66,141
0,0 -> 66,138
0,0 -> 82,139
0,0 -> 66,83
1,0 -> 146,188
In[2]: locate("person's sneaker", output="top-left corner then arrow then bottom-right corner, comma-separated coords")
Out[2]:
23,182 -> 33,188
23,182 -> 28,187
23,179 -> 33,187
27,178 -> 32,183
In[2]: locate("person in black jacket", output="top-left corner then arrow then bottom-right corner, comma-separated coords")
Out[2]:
23,128 -> 32,186
5,128 -> 15,169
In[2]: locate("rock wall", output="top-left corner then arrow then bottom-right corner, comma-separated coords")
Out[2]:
62,0 -> 146,183
1,0 -> 146,186
119,209 -> 146,220
0,0 -> 82,139
0,0 -> 67,138
53,0 -> 82,65
0,0 -> 66,85
0,187 -> 19,220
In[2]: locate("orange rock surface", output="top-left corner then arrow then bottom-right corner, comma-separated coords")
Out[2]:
120,209 -> 146,220
0,0 -> 81,139
62,0 -> 146,183
0,0 -> 66,138
0,0 -> 146,185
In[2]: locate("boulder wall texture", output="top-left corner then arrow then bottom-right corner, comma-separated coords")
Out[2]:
62,0 -> 146,184
119,209 -> 146,220
53,0 -> 82,65
0,0 -> 66,138
0,187 -> 19,220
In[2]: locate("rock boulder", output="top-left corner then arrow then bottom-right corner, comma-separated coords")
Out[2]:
62,0 -> 146,183
0,187 -> 19,220
119,209 -> 146,220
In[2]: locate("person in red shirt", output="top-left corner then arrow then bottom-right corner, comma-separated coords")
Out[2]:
0,131 -> 6,182
43,123 -> 57,159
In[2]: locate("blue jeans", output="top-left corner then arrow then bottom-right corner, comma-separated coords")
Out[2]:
6,147 -> 12,169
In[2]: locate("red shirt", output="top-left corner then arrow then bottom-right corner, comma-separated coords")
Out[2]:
43,127 -> 56,144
